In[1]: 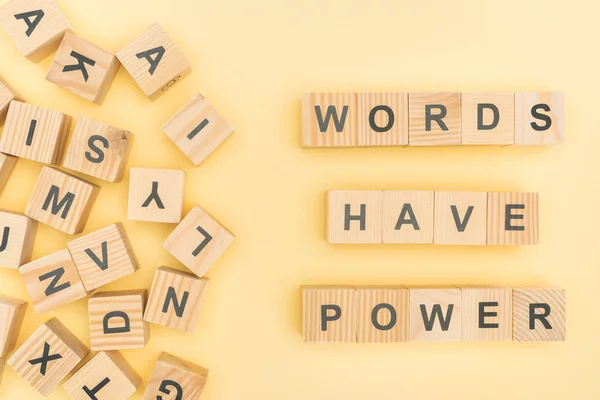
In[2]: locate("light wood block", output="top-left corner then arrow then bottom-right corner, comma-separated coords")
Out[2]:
434,191 -> 487,245
461,286 -> 512,341
67,223 -> 139,292
382,190 -> 434,244
0,357 -> 4,385
116,23 -> 191,99
487,192 -> 539,245
513,287 -> 566,342
461,92 -> 514,145
88,290 -> 149,351
0,0 -> 70,62
0,153 -> 17,194
143,267 -> 208,332
7,318 -> 89,396
164,206 -> 234,278
63,350 -> 141,400
0,77 -> 19,124
142,352 -> 208,400
0,101 -> 71,164
409,287 -> 462,342
408,92 -> 461,146
357,92 -> 408,146
0,211 -> 36,270
128,167 -> 184,223
302,93 -> 357,147
302,286 -> 356,343
327,190 -> 383,244
515,92 -> 565,145
162,93 -> 234,166
356,286 -> 408,343
25,167 -> 100,235
63,117 -> 132,182
0,295 -> 27,357
19,248 -> 88,314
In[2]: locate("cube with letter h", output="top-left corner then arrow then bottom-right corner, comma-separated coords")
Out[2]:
128,167 -> 184,223
327,190 -> 383,244
142,352 -> 208,400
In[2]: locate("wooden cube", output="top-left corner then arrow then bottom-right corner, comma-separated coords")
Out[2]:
0,77 -> 20,124
515,92 -> 565,145
88,290 -> 149,351
19,248 -> 88,314
0,357 -> 4,385
47,32 -> 119,104
302,93 -> 357,147
162,93 -> 234,166
461,92 -> 514,145
0,0 -> 70,62
0,295 -> 27,357
67,223 -> 139,291
164,206 -> 234,277
409,287 -> 462,342
143,267 -> 208,332
7,318 -> 89,396
382,190 -> 434,244
327,190 -> 383,244
63,117 -> 132,182
116,23 -> 191,99
461,286 -> 512,341
357,92 -> 408,146
408,92 -> 461,146
63,351 -> 141,400
0,211 -> 36,270
128,167 -> 184,223
0,101 -> 71,164
434,191 -> 487,245
302,286 -> 356,343
0,153 -> 17,194
513,287 -> 566,342
25,167 -> 100,234
142,352 -> 208,400
487,192 -> 539,245
355,286 -> 408,343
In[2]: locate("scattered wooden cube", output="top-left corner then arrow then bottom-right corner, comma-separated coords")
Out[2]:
515,92 -> 565,145
116,23 -> 191,99
461,92 -> 514,145
408,92 -> 461,146
142,352 -> 208,400
433,191 -> 487,245
0,295 -> 27,357
143,267 -> 208,332
487,192 -> 539,245
0,0 -> 70,62
0,101 -> 71,164
513,287 -> 566,342
357,92 -> 408,146
88,290 -> 149,351
0,357 -> 4,385
0,153 -> 17,194
7,318 -> 89,396
128,167 -> 184,223
25,167 -> 100,234
461,286 -> 512,341
63,350 -> 141,400
302,286 -> 356,343
409,287 -> 462,342
162,93 -> 233,165
0,211 -> 37,269
327,190 -> 383,244
0,77 -> 19,124
382,190 -> 434,244
19,248 -> 88,314
67,223 -> 139,291
355,286 -> 408,343
164,206 -> 234,277
302,93 -> 357,147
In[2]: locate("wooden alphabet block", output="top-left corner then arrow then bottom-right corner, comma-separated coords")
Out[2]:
0,77 -> 19,124
357,92 -> 408,146
434,191 -> 487,245
67,223 -> 139,291
142,352 -> 208,400
0,211 -> 37,270
128,167 -> 184,223
382,190 -> 434,244
302,286 -> 356,343
116,23 -> 191,99
302,93 -> 357,147
487,192 -> 539,245
0,101 -> 71,164
327,190 -> 382,244
409,287 -> 462,342
143,267 -> 208,332
0,153 -> 17,194
63,350 -> 141,400
88,290 -> 149,351
0,295 -> 27,357
164,206 -> 234,277
461,92 -> 514,145
19,248 -> 88,314
162,93 -> 234,165
513,287 -> 566,342
8,318 -> 89,396
25,167 -> 100,234
515,92 -> 565,145
408,92 -> 461,146
0,0 -> 70,62
46,32 -> 120,104
355,286 -> 408,343
461,286 -> 512,341
63,117 -> 132,182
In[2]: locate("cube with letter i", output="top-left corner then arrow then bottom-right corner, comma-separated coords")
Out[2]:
128,168 -> 184,223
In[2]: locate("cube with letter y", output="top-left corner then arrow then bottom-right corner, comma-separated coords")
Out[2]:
142,352 -> 208,400
302,286 -> 356,343
128,167 -> 184,223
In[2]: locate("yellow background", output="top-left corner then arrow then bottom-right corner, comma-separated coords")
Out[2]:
0,0 -> 597,398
